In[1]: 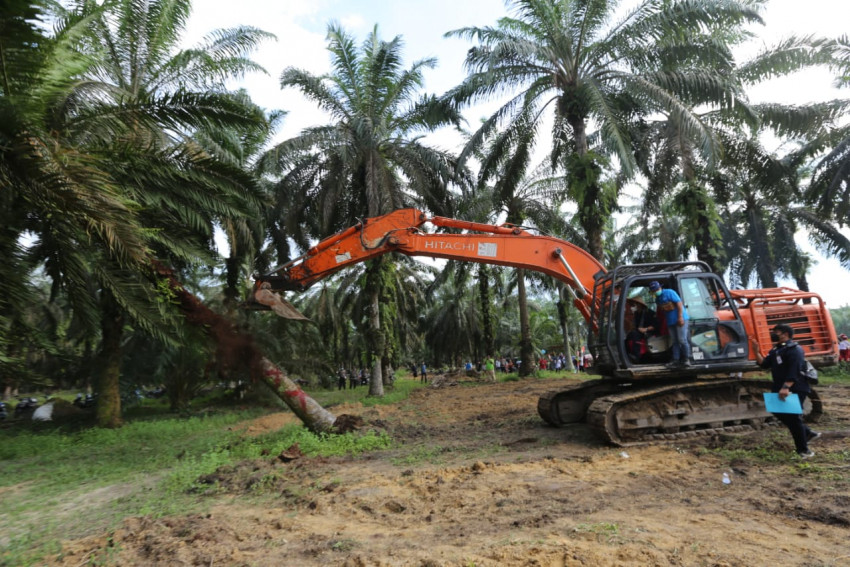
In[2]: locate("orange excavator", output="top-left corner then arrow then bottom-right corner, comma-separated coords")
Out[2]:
252,209 -> 839,445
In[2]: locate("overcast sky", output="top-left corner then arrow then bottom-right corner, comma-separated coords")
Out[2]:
185,0 -> 850,309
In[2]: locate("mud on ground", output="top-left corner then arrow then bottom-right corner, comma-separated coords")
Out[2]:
54,377 -> 850,566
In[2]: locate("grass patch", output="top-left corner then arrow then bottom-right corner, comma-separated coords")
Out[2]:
0,406 -> 391,566
309,377 -> 426,408
391,444 -> 448,466
572,521 -> 625,544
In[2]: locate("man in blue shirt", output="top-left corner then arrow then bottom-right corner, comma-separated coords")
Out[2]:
649,280 -> 690,367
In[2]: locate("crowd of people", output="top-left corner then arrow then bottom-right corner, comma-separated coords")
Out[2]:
459,351 -> 595,375
336,367 -> 372,390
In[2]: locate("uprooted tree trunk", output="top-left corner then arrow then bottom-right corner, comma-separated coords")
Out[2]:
154,264 -> 336,433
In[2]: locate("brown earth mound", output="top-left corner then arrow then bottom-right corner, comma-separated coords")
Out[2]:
51,377 -> 850,566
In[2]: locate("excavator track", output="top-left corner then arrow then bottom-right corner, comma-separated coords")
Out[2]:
585,379 -> 822,446
537,379 -> 626,426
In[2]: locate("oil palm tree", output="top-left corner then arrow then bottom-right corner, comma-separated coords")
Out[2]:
806,35 -> 850,224
629,33 -> 837,273
265,24 -> 466,395
0,1 -> 154,402
2,1 -> 271,426
475,109 -> 576,375
447,0 -> 763,261
714,134 -> 850,290
74,0 -> 271,426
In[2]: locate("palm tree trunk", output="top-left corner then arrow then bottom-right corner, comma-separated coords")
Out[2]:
223,254 -> 241,315
365,258 -> 385,396
517,270 -> 535,376
154,263 -> 337,432
681,181 -> 725,273
478,265 -> 494,357
568,115 -> 606,261
95,291 -> 123,428
259,357 -> 336,432
557,287 -> 574,371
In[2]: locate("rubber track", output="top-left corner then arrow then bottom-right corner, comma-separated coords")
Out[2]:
586,379 -> 822,447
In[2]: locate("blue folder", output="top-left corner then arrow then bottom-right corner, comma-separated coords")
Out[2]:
763,392 -> 803,414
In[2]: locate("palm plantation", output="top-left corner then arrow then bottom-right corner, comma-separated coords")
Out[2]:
3,0 -> 850,426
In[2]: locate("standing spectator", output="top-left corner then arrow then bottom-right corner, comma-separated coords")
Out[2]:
485,356 -> 496,382
751,324 -> 821,459
412,363 -> 418,380
839,334 -> 850,362
649,280 -> 690,367
420,361 -> 428,383
349,369 -> 358,390
583,351 -> 594,372
337,368 -> 347,391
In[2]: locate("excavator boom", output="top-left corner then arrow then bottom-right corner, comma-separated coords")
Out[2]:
255,208 -> 604,323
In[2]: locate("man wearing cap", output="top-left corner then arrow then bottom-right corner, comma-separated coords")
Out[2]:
649,280 -> 690,367
751,323 -> 821,459
838,333 -> 850,362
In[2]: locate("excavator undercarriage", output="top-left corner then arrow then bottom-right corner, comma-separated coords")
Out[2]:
539,377 -> 822,446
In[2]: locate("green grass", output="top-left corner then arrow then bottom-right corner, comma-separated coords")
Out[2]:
0,403 -> 392,566
309,376 -> 427,407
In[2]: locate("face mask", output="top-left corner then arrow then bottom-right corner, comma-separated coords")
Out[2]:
654,290 -> 662,297
770,332 -> 780,343
630,306 -> 637,313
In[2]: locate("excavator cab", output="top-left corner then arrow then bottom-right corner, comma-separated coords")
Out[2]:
589,262 -> 750,380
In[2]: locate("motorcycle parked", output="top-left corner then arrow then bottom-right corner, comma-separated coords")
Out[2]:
73,393 -> 98,409
14,397 -> 39,417
145,386 -> 167,399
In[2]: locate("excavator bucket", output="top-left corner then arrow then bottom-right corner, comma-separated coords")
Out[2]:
248,287 -> 309,320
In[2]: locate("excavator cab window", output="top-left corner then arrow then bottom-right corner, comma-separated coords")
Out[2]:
602,271 -> 749,371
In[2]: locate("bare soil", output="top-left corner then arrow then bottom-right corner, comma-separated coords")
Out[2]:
52,376 -> 850,566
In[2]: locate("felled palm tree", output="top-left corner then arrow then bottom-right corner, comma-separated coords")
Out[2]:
265,24 -> 466,395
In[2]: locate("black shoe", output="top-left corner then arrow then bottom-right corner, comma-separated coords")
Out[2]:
807,431 -> 822,443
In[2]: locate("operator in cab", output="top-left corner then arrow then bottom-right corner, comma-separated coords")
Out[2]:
649,280 -> 690,368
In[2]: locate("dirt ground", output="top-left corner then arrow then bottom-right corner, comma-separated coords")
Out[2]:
53,376 -> 850,567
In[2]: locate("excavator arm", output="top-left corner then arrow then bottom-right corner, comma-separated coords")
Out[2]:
253,208 -> 605,323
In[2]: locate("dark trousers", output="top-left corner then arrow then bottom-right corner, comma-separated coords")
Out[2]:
773,392 -> 814,453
